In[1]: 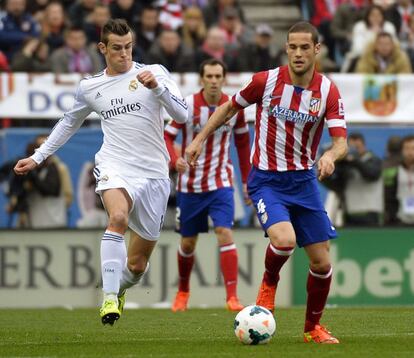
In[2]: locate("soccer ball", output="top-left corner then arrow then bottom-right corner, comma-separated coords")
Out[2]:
234,305 -> 276,345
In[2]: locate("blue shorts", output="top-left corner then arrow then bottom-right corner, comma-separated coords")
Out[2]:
247,167 -> 337,247
176,187 -> 234,237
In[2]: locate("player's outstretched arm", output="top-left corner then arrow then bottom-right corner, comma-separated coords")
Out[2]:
14,157 -> 38,175
185,100 -> 238,167
318,136 -> 348,181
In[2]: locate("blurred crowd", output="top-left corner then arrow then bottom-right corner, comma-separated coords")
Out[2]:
0,0 -> 282,74
303,0 -> 414,73
320,133 -> 414,228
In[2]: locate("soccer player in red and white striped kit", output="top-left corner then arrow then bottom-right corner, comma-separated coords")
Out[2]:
164,58 -> 251,312
186,22 -> 348,343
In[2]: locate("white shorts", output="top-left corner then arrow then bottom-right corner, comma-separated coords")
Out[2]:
93,165 -> 170,241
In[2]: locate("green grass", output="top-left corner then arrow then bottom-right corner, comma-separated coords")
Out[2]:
0,307 -> 413,357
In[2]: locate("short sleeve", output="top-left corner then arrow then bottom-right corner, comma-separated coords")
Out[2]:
232,71 -> 268,110
325,82 -> 347,138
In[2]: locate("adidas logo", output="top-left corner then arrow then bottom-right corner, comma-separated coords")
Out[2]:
95,92 -> 102,99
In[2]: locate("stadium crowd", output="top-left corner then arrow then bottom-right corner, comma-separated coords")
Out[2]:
1,0 -> 414,229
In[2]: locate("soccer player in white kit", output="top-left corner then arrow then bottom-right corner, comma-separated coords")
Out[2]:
14,19 -> 188,325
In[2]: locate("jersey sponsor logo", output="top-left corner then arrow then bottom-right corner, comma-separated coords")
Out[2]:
129,79 -> 139,91
309,97 -> 321,113
100,102 -> 142,119
269,105 -> 318,124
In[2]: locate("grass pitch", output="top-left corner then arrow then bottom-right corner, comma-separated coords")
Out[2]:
0,307 -> 413,357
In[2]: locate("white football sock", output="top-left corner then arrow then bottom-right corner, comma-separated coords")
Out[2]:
101,230 -> 127,295
119,261 -> 149,295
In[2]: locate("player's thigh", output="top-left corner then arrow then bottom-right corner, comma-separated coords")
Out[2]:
101,188 -> 131,211
129,178 -> 170,241
208,188 -> 234,230
291,209 -> 337,248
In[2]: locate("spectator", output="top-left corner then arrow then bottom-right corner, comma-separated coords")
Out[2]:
384,135 -> 414,225
307,0 -> 338,60
83,3 -> 110,45
76,161 -> 107,228
68,0 -> 98,28
383,135 -> 402,169
41,1 -> 66,52
237,23 -> 282,72
0,0 -> 41,60
195,26 -> 238,71
218,6 -> 254,50
343,5 -> 397,72
146,29 -> 196,72
23,135 -> 72,228
351,5 -> 396,56
50,27 -> 103,74
355,31 -> 412,73
385,0 -> 414,43
330,0 -> 368,59
109,0 -> 142,28
27,0 -> 49,23
159,0 -> 184,30
134,6 -> 163,53
323,133 -> 383,226
11,37 -> 52,72
403,13 -> 414,67
202,0 -> 245,28
179,6 -> 207,50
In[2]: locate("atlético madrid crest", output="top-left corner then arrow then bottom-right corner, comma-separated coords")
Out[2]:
309,97 -> 321,113
363,75 -> 397,116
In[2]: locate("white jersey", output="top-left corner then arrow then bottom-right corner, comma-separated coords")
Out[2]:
31,62 -> 188,179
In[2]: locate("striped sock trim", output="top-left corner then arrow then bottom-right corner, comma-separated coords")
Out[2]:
219,243 -> 236,252
309,267 -> 333,279
269,244 -> 294,256
103,230 -> 124,242
178,245 -> 194,258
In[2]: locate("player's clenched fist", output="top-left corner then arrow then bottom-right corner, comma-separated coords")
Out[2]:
137,70 -> 158,89
14,158 -> 37,175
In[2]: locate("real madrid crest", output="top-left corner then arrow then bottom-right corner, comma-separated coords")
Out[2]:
129,79 -> 138,91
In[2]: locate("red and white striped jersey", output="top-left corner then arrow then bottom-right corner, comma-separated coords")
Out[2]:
232,65 -> 347,171
165,90 -> 250,193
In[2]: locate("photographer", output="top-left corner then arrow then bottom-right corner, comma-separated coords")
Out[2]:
322,133 -> 383,226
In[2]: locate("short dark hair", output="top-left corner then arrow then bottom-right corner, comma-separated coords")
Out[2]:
101,19 -> 132,45
376,31 -> 393,41
199,58 -> 227,77
348,132 -> 365,143
287,21 -> 319,44
402,135 -> 414,147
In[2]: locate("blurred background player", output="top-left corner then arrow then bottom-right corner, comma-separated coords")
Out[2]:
164,58 -> 250,312
185,22 -> 348,344
14,19 -> 188,325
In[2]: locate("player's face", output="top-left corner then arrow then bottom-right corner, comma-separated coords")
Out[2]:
286,32 -> 320,76
200,64 -> 225,97
402,140 -> 414,165
99,32 -> 133,75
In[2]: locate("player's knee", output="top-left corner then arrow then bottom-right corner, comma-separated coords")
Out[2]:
108,211 -> 128,231
215,227 -> 233,244
309,261 -> 331,274
128,258 -> 148,275
180,240 -> 196,254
